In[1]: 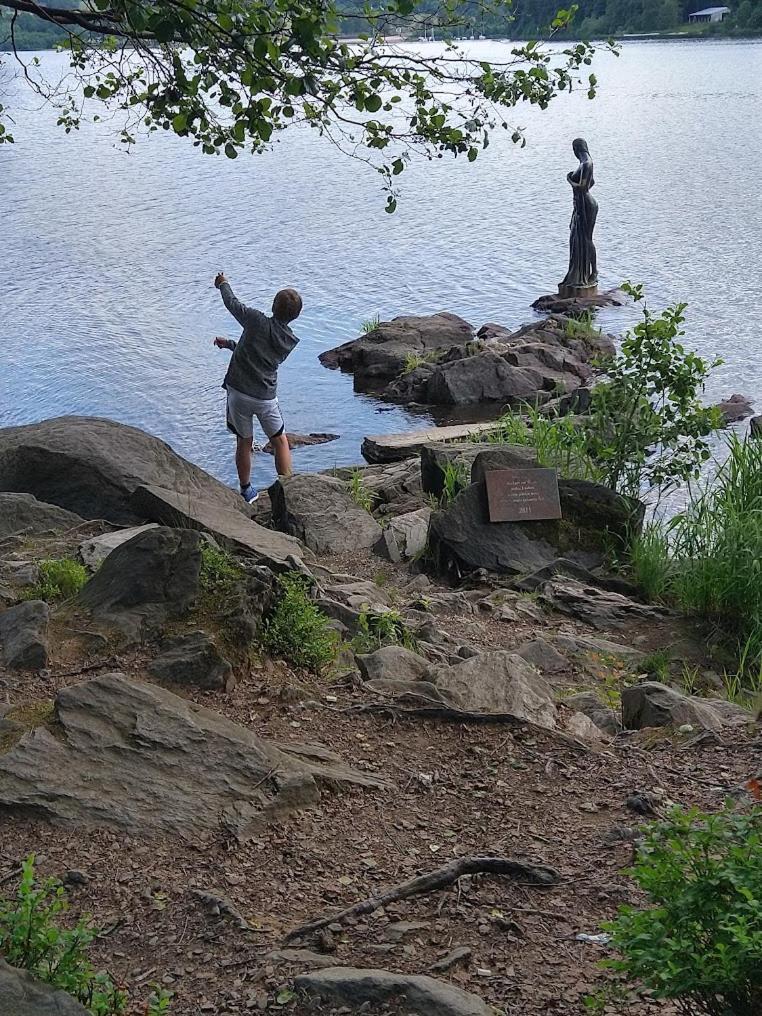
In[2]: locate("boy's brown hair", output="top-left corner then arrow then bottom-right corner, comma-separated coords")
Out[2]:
272,288 -> 303,323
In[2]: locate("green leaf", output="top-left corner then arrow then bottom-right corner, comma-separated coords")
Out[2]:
365,94 -> 382,113
224,143 -> 238,159
172,113 -> 188,133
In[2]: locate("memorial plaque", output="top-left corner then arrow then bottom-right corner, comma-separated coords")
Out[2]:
485,468 -> 562,523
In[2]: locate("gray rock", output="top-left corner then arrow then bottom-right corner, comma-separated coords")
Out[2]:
357,645 -> 436,685
270,474 -> 382,556
420,441 -> 538,498
469,445 -> 541,485
294,967 -> 492,1016
0,493 -> 85,541
78,524 -> 159,569
319,312 -> 475,387
0,959 -> 89,1015
515,638 -> 569,677
512,557 -> 640,597
77,527 -> 201,636
148,632 -> 235,690
622,682 -> 730,733
430,478 -> 640,578
433,651 -> 556,726
130,484 -> 308,573
364,678 -> 452,704
714,394 -> 754,424
0,416 -> 249,525
0,601 -> 49,670
426,350 -> 551,405
567,710 -> 612,743
0,673 -> 386,842
542,577 -> 665,630
377,507 -> 431,561
564,691 -> 620,735
751,415 -> 762,438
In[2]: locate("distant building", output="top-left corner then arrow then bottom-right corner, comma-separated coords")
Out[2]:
688,5 -> 731,21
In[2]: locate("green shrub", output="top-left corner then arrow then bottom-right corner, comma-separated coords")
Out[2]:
606,805 -> 762,1016
352,606 -> 417,654
0,854 -> 172,1016
27,558 -> 88,602
261,573 -> 338,672
480,407 -> 601,483
199,542 -> 243,594
348,469 -> 374,512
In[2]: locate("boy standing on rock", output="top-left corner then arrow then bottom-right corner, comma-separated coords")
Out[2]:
213,272 -> 302,504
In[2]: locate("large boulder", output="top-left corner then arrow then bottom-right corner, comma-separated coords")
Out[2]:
429,478 -> 641,577
0,959 -> 89,1016
0,601 -> 49,671
319,313 -> 475,388
432,651 -> 557,726
0,493 -> 85,540
77,527 -> 201,635
622,682 -> 749,733
357,645 -> 436,685
425,351 -> 552,406
295,967 -> 492,1016
270,474 -> 382,556
131,484 -> 309,573
148,632 -> 234,691
0,416 -> 249,525
0,674 -> 386,842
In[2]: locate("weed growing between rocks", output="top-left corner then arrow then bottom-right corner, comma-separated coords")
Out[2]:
0,854 -> 172,1015
352,606 -> 417,654
260,573 -> 338,673
25,558 -> 88,602
441,460 -> 470,505
360,314 -> 380,334
605,803 -> 762,1016
401,350 -> 440,374
348,469 -> 374,512
199,542 -> 244,595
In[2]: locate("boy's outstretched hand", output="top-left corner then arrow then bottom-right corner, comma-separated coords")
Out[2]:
214,336 -> 232,349
214,272 -> 227,289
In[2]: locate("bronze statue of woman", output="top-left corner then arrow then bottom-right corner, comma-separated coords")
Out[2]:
560,138 -> 598,294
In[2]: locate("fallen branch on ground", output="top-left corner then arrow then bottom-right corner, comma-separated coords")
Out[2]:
284,855 -> 560,944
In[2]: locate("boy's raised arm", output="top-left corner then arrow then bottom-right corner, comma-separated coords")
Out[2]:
214,272 -> 249,327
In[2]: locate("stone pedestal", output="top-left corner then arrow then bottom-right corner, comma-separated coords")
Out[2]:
557,283 -> 598,300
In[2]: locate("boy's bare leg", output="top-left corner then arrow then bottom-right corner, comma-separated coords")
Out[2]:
235,436 -> 253,488
270,432 -> 293,477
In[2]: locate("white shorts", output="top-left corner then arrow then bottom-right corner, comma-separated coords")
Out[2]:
226,386 -> 285,441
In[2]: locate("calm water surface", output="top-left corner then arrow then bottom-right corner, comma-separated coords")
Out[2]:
1,40 -> 761,490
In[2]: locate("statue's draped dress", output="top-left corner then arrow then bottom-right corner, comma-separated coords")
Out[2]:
561,154 -> 598,289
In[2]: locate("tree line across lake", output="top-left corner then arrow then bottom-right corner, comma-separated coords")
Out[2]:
2,0 -> 762,52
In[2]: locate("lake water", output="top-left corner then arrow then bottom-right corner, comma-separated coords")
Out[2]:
1,39 -> 761,491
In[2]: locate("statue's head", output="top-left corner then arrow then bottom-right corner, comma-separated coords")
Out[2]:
572,138 -> 590,158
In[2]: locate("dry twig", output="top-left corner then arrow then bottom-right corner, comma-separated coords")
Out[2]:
284,855 -> 560,944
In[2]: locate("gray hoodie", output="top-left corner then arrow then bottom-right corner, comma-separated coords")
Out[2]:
219,282 -> 299,400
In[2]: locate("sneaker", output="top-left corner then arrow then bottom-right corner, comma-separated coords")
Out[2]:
240,484 -> 260,504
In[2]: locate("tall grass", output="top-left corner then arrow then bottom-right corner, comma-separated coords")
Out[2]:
629,436 -> 762,675
480,406 -> 603,483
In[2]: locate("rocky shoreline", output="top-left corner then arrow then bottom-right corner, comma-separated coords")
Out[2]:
0,409 -> 759,1015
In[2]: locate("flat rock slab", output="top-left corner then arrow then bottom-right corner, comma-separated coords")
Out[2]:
0,674 -> 386,842
79,524 -> 159,569
262,432 -> 339,452
362,423 -> 503,465
0,959 -> 89,1016
131,483 -> 309,572
295,967 -> 492,1016
0,600 -> 49,670
0,416 -> 250,525
542,577 -> 666,630
270,474 -> 381,556
532,289 -> 627,314
0,493 -> 85,540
